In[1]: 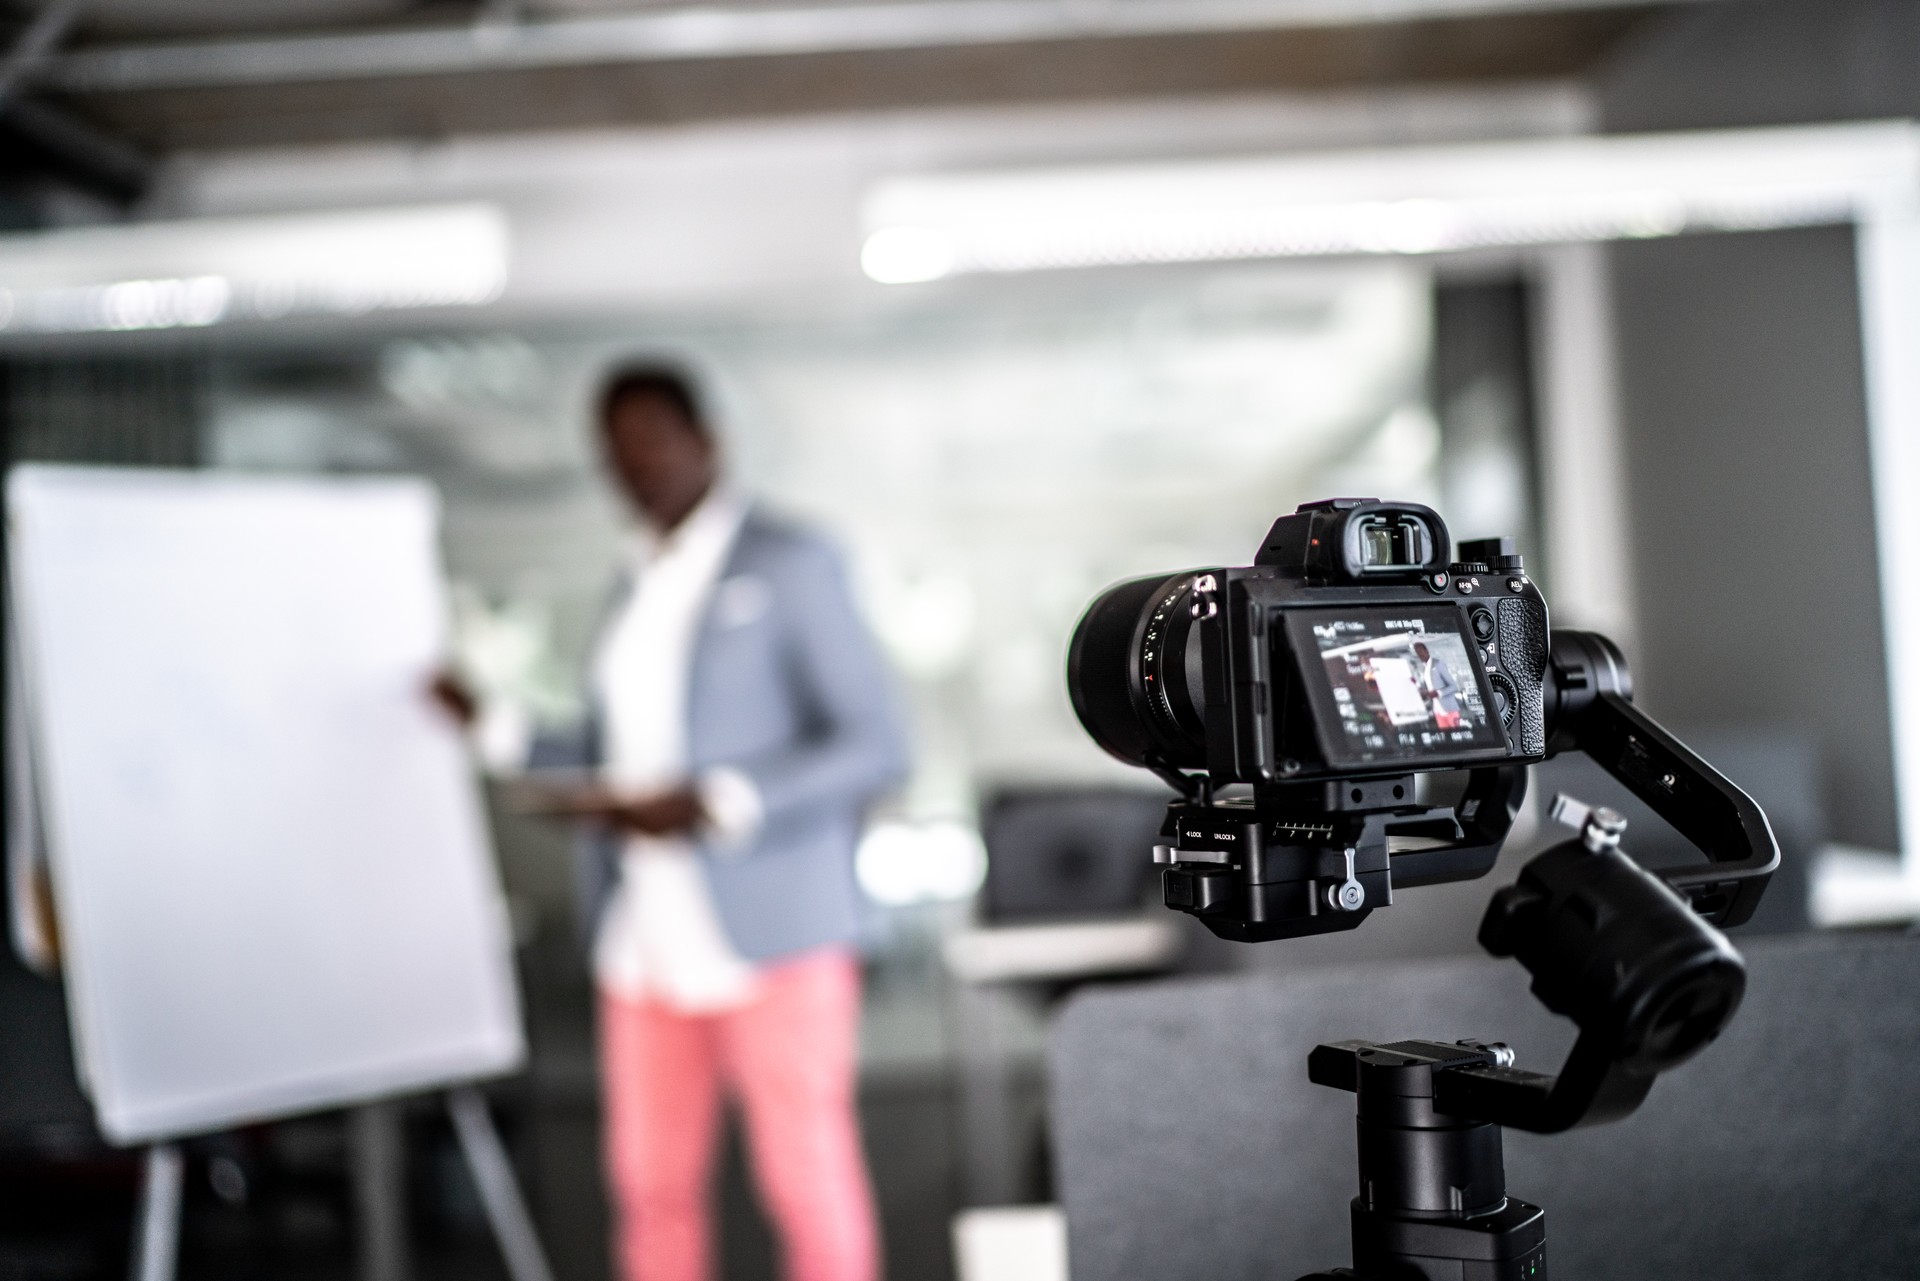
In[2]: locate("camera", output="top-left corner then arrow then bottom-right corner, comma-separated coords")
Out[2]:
1067,498 -> 1771,944
1070,498 -> 1546,789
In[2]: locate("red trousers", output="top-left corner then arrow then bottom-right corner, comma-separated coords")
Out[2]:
597,950 -> 879,1281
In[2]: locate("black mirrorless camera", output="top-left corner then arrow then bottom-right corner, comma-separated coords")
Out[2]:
1072,497 -> 1546,784
1070,498 -> 1556,941
1065,498 -> 1780,1280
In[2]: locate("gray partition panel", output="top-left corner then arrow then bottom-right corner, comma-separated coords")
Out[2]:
1050,931 -> 1920,1281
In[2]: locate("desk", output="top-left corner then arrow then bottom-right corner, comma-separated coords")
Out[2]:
942,917 -> 1182,1205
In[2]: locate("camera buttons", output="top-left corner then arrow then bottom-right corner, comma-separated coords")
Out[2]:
1488,673 -> 1518,728
1425,571 -> 1450,593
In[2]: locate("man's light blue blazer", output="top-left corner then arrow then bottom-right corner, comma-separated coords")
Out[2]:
539,507 -> 910,963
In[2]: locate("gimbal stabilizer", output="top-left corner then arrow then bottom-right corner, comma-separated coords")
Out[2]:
1066,500 -> 1778,1278
1154,631 -> 1778,1281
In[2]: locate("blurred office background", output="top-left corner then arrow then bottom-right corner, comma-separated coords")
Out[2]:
2,0 -> 1917,1278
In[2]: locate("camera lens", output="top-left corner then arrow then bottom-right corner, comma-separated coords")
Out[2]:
1067,574 -> 1209,771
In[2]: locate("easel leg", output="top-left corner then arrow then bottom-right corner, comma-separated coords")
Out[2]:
129,1143 -> 183,1281
446,1087 -> 555,1281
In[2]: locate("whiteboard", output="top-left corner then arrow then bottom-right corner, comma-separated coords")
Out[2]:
8,466 -> 523,1144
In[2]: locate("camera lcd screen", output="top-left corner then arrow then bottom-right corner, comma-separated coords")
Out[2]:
1285,608 -> 1508,766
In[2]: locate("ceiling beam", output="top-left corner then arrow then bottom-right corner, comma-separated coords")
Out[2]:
0,2 -> 151,206
0,0 -> 85,111
2,97 -> 150,202
42,0 -> 1730,94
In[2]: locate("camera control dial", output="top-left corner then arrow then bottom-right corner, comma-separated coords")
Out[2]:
1488,673 -> 1519,729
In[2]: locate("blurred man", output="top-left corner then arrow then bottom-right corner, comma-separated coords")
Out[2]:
443,365 -> 907,1281
1413,640 -> 1465,729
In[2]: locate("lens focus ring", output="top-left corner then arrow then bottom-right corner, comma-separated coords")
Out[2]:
1138,580 -> 1192,743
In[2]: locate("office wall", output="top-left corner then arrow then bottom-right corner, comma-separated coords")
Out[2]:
1599,0 -> 1920,134
1607,226 -> 1894,850
1593,0 -> 1908,849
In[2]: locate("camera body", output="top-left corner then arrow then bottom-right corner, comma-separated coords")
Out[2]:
1067,497 -> 1772,945
1068,499 -> 1551,942
1070,498 -> 1548,791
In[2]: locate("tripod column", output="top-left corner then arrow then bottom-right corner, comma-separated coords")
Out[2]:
1306,1040 -> 1547,1281
1353,1045 -> 1506,1222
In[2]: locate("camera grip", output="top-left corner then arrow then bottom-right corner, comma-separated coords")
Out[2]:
1496,597 -> 1548,755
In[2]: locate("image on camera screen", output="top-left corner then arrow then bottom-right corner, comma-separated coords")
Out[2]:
1294,609 -> 1507,764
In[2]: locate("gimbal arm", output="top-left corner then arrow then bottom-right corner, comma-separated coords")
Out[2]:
1312,631 -> 1780,1135
1545,630 -> 1780,928
1421,629 -> 1780,1134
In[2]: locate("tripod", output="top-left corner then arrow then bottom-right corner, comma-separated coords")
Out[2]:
1153,633 -> 1779,1280
1295,1039 -> 1544,1281
1291,793 -> 1758,1281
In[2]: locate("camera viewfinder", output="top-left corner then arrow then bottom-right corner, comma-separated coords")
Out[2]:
1354,513 -> 1432,572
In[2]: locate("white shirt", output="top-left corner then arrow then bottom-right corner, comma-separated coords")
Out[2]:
590,488 -> 764,1011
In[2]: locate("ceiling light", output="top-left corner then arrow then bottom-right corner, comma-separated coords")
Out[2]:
862,122 -> 1920,282
0,203 -> 509,334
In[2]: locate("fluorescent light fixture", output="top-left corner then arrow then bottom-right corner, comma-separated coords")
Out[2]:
861,226 -> 959,285
861,122 -> 1920,282
0,203 -> 509,334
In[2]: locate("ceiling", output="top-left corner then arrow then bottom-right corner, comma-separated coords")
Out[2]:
24,1 -> 1718,146
0,0 -> 1720,207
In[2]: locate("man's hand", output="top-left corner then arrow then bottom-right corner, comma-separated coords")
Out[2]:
428,670 -> 479,728
510,780 -> 706,838
618,786 -> 705,837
